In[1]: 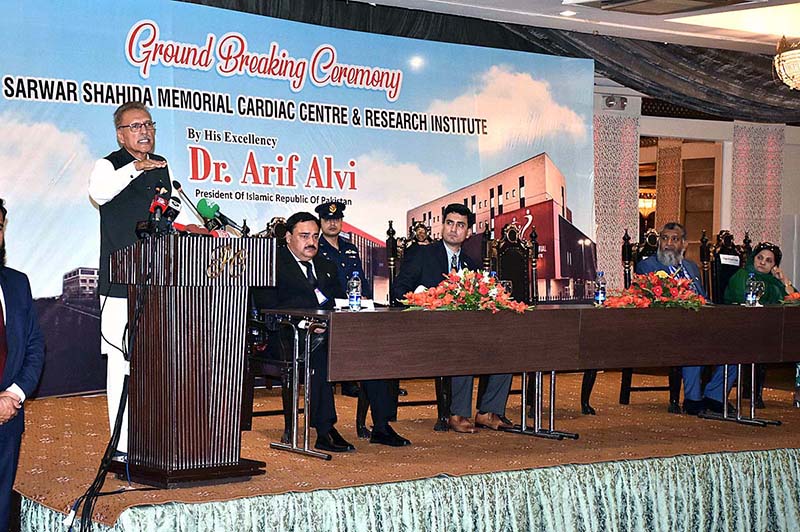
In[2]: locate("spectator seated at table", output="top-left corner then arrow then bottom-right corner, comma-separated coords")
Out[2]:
636,221 -> 735,415
724,242 -> 796,408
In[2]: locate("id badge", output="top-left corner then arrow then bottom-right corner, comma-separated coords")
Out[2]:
314,288 -> 328,306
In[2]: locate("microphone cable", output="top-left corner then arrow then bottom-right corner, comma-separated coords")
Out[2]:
70,235 -> 158,531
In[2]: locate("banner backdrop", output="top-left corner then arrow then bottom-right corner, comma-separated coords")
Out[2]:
0,0 -> 594,396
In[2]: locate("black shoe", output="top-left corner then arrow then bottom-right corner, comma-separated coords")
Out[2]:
433,417 -> 450,432
356,424 -> 371,439
703,397 -> 736,415
581,402 -> 596,415
315,428 -> 355,452
683,399 -> 705,416
667,400 -> 681,414
754,395 -> 765,409
398,388 -> 408,396
281,430 -> 291,444
370,425 -> 411,447
341,383 -> 360,397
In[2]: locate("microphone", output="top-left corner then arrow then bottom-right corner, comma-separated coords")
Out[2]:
171,180 -> 206,226
163,197 -> 182,224
149,195 -> 168,223
197,198 -> 248,235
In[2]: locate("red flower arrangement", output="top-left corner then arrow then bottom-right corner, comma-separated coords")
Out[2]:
402,269 -> 531,314
782,292 -> 800,305
604,271 -> 706,310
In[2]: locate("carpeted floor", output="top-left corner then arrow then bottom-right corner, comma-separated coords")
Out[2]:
15,370 -> 800,526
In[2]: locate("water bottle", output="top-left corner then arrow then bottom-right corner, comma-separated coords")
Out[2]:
347,271 -> 362,311
594,271 -> 607,305
745,272 -> 758,307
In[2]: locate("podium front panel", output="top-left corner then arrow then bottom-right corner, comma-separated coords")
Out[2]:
128,285 -> 248,471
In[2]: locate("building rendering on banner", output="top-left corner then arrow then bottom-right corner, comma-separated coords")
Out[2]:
62,267 -> 99,301
407,153 -> 597,300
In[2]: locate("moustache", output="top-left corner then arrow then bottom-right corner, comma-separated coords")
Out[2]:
304,245 -> 317,251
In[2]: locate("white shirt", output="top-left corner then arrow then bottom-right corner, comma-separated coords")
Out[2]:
88,156 -> 195,227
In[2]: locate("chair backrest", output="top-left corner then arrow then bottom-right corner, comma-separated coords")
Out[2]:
622,228 -> 659,288
488,222 -> 534,304
709,230 -> 748,303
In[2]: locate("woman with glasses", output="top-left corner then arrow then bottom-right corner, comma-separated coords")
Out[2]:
724,242 -> 798,408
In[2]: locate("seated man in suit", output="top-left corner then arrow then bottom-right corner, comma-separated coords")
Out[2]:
393,203 -> 512,433
258,211 -> 410,452
636,221 -> 736,415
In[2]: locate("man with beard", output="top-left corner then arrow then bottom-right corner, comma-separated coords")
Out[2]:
0,199 -> 45,532
636,222 -> 735,415
256,212 -> 410,451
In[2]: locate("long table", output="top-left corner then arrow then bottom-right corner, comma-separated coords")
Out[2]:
325,305 -> 797,381
262,305 -> 795,455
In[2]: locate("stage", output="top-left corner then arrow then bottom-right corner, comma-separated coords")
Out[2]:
15,371 -> 800,531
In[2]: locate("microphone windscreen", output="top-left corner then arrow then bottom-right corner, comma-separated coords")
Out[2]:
196,198 -> 220,219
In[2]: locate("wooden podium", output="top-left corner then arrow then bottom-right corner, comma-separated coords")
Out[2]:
110,235 -> 275,487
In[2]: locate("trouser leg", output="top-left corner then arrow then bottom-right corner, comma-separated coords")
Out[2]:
361,380 -> 392,430
682,366 -> 703,402
450,376 -> 474,418
703,364 -> 737,403
309,338 -> 336,434
0,432 -> 21,532
101,295 -> 128,454
477,374 -> 513,416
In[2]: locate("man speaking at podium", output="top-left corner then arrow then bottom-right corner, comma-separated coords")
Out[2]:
257,212 -> 410,452
88,102 -> 192,457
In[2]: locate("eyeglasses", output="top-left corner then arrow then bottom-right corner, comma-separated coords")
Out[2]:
658,234 -> 684,243
117,121 -> 156,132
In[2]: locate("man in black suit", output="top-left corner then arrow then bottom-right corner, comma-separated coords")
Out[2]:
260,212 -> 410,451
393,204 -> 512,433
0,199 -> 45,532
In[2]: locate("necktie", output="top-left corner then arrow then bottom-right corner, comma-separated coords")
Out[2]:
0,303 -> 7,381
450,253 -> 458,271
300,261 -> 317,287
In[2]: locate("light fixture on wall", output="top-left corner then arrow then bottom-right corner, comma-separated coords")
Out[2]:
774,36 -> 800,90
603,95 -> 628,110
638,191 -> 656,217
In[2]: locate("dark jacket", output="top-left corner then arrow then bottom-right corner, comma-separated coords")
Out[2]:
635,254 -> 707,298
393,240 -> 477,303
252,246 -> 343,360
0,267 -> 44,438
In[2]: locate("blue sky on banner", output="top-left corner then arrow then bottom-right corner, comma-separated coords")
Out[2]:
0,0 -> 593,297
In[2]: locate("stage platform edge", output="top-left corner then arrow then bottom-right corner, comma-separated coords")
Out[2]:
20,447 -> 800,532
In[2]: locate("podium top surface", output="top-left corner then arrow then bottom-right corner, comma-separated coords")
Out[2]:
111,234 -> 276,287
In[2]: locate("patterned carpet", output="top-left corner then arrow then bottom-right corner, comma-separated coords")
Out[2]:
15,371 -> 800,526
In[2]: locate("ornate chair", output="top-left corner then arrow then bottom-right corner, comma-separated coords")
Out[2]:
708,230 -> 750,304
357,220 -> 450,435
241,217 -> 293,440
475,223 -> 534,412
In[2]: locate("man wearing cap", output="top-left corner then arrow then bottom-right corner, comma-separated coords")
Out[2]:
315,201 -> 369,398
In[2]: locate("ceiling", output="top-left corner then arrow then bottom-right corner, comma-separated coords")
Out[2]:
350,0 -> 800,53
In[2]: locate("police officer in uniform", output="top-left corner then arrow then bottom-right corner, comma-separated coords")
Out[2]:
315,201 -> 369,398
315,202 -> 372,300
